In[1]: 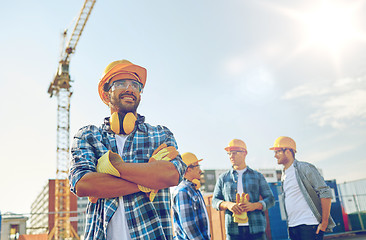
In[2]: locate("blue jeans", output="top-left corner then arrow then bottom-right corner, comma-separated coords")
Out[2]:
289,224 -> 324,240
227,226 -> 266,240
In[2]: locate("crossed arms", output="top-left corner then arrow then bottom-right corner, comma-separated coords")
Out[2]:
69,125 -> 185,200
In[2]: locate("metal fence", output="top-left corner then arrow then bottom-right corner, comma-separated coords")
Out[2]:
338,179 -> 366,231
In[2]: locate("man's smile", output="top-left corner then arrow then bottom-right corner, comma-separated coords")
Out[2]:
120,93 -> 136,102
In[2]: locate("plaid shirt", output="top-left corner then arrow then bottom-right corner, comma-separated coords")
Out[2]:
212,167 -> 275,235
172,179 -> 210,240
69,114 -> 186,240
281,160 -> 336,231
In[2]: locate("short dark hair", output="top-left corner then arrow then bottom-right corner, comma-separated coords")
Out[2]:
286,148 -> 295,158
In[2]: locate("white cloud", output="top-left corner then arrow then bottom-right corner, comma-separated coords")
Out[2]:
301,144 -> 356,165
283,84 -> 330,99
283,75 -> 366,128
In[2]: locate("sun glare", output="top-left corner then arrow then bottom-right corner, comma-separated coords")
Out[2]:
300,1 -> 363,54
266,0 -> 366,60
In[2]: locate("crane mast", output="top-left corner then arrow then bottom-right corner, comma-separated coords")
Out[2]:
47,1 -> 96,239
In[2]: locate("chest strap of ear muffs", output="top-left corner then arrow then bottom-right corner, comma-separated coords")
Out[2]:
110,112 -> 137,135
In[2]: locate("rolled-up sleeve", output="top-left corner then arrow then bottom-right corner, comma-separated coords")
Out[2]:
258,174 -> 275,211
305,164 -> 333,199
212,175 -> 225,211
160,126 -> 187,184
68,126 -> 106,194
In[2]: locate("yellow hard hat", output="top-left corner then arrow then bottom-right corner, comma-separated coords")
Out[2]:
98,60 -> 147,105
181,152 -> 203,166
269,136 -> 297,152
225,139 -> 247,152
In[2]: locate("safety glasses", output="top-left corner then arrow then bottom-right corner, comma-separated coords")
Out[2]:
109,79 -> 143,93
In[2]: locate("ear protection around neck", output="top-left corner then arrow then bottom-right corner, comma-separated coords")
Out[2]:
110,112 -> 137,135
192,179 -> 201,190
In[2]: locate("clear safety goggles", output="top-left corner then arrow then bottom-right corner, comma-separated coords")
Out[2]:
227,151 -> 245,156
274,148 -> 289,154
109,79 -> 143,93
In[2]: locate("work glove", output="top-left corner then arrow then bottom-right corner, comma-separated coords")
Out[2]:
233,193 -> 249,223
139,143 -> 179,201
88,150 -> 122,203
88,150 -> 156,203
90,143 -> 179,203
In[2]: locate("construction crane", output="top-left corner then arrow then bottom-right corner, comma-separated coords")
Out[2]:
47,1 -> 96,239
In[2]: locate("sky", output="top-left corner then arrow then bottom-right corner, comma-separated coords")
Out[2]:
1,0 -> 366,215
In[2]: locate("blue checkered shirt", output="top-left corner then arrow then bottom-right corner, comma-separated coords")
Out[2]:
212,167 -> 275,235
69,114 -> 186,240
172,180 -> 210,240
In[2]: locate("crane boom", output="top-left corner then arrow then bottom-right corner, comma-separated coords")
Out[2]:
63,0 -> 96,61
47,1 -> 96,239
48,0 -> 96,98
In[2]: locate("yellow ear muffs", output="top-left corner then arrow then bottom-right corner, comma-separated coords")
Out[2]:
110,112 -> 137,135
192,179 -> 201,190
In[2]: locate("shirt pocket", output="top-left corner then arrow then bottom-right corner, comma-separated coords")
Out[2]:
245,179 -> 260,202
135,149 -> 150,163
192,195 -> 200,211
124,148 -> 150,163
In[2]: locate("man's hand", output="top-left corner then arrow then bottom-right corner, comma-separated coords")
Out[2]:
146,143 -> 179,201
227,202 -> 244,215
90,143 -> 179,203
90,150 -> 155,203
241,201 -> 262,212
89,151 -> 123,203
149,143 -> 179,162
316,221 -> 328,234
97,151 -> 123,177
233,193 -> 249,223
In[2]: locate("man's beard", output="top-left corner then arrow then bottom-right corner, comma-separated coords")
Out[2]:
110,93 -> 140,113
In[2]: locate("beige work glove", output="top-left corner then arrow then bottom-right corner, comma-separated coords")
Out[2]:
88,150 -> 122,203
233,193 -> 249,223
138,143 -> 179,201
88,150 -> 157,203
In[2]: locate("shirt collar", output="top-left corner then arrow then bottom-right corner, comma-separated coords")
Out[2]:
183,179 -> 198,189
231,166 -> 251,173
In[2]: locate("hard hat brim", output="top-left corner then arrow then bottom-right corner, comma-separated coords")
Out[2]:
269,146 -> 296,153
225,146 -> 246,152
269,147 -> 281,150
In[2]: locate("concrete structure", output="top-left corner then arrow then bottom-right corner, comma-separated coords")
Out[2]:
201,169 -> 228,193
28,180 -> 78,237
257,169 -> 281,183
76,197 -> 88,238
1,212 -> 28,240
28,183 -> 49,234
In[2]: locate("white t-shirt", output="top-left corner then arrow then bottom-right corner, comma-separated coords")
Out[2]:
236,168 -> 249,226
107,134 -> 131,240
283,164 -> 318,227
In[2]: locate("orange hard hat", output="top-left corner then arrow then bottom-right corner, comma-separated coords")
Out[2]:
98,60 -> 147,105
225,139 -> 247,152
269,136 -> 297,152
181,152 -> 203,166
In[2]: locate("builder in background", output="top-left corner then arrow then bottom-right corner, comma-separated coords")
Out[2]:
270,136 -> 335,240
68,60 -> 186,240
212,139 -> 275,240
172,152 -> 210,240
